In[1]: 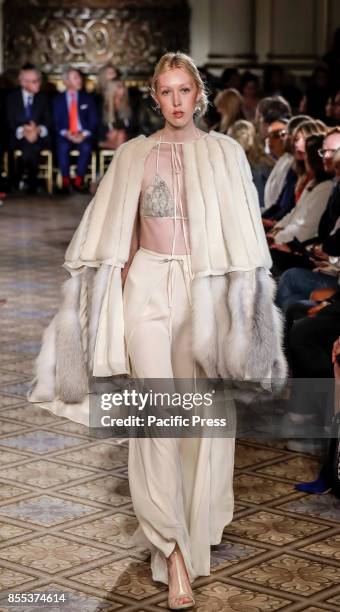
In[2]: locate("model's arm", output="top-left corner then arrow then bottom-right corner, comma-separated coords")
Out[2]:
121,210 -> 140,288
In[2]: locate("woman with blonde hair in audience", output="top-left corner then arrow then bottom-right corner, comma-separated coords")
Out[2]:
97,63 -> 121,91
213,88 -> 244,133
228,119 -> 273,208
98,78 -> 132,149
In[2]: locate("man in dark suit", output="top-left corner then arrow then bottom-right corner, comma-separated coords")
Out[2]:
6,63 -> 51,193
53,67 -> 97,192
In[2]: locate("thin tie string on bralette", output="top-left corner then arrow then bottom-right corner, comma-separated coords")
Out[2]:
156,131 -> 198,390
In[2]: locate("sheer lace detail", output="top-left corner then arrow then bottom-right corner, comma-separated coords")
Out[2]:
140,174 -> 177,218
139,139 -> 190,255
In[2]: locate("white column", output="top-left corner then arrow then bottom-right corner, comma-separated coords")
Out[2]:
189,0 -> 210,66
255,0 -> 272,63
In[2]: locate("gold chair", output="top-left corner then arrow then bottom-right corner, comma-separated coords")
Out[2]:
99,149 -> 115,178
13,149 -> 53,194
55,150 -> 97,188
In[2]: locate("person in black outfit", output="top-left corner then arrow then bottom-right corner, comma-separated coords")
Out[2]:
7,63 -> 51,193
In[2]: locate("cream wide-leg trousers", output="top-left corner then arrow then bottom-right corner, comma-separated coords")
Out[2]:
123,247 -> 235,584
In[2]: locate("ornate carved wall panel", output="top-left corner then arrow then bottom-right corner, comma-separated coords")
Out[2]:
3,0 -> 189,75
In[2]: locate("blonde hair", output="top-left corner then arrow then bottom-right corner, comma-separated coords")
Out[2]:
103,80 -> 131,125
214,88 -> 244,133
228,120 -> 273,167
151,51 -> 208,117
326,126 -> 340,137
97,64 -> 119,92
292,119 -> 328,180
293,119 -> 327,142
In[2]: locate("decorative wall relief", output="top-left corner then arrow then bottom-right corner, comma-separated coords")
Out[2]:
3,0 -> 189,75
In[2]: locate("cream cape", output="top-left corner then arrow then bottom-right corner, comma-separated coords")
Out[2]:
64,131 -> 272,276
28,131 -> 287,418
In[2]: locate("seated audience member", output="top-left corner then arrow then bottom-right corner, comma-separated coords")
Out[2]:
266,118 -> 288,161
269,134 -> 333,245
53,67 -> 97,192
228,119 -> 273,208
0,77 -> 9,195
316,129 -> 340,241
325,90 -> 340,126
282,292 -> 340,457
220,67 -> 241,91
255,95 -> 291,143
213,88 -> 244,133
95,63 -> 120,112
299,64 -> 332,124
295,335 -> 340,495
323,27 -> 340,92
263,65 -> 284,97
7,63 -> 51,193
98,79 -> 132,149
294,120 -> 327,202
263,115 -> 310,211
240,71 -> 260,121
263,119 -> 327,224
97,63 -> 121,89
275,143 -> 340,311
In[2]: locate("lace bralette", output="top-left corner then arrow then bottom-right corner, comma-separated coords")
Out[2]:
140,173 -> 186,218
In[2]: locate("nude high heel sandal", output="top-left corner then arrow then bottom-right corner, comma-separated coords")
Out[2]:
168,550 -> 195,610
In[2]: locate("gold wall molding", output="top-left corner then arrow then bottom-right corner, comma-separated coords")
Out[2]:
3,0 -> 189,75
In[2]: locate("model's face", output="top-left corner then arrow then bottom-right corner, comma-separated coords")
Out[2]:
321,133 -> 340,173
65,70 -> 83,91
267,120 -> 287,158
154,68 -> 201,129
19,70 -> 41,94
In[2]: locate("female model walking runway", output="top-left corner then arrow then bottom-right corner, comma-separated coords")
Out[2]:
29,53 -> 286,609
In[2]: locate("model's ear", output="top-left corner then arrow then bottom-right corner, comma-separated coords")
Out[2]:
152,96 -> 161,110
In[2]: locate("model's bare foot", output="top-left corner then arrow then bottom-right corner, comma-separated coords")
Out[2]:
166,544 -> 195,609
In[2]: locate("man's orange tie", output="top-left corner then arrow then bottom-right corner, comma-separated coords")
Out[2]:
69,92 -> 78,134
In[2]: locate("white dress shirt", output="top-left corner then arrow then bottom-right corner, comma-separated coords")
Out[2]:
264,152 -> 293,210
60,90 -> 90,138
274,179 -> 333,243
16,89 -> 48,140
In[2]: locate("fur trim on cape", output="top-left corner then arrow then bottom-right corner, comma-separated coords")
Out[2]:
28,265 -> 287,405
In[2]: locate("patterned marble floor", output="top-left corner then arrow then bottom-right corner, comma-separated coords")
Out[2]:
0,195 -> 340,612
